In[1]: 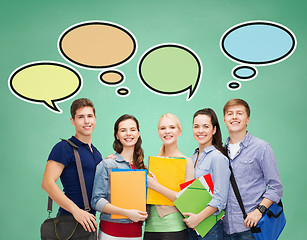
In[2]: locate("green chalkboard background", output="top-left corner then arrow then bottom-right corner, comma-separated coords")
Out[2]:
1,0 -> 306,239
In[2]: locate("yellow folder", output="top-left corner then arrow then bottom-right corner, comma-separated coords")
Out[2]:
110,169 -> 147,219
147,156 -> 187,206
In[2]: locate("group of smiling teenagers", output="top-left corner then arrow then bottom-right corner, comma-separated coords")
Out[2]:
42,98 -> 283,240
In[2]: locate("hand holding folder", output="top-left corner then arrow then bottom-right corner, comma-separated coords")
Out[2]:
110,169 -> 147,219
174,178 -> 224,237
147,156 -> 186,206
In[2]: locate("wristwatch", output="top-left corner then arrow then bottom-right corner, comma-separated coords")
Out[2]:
256,204 -> 267,214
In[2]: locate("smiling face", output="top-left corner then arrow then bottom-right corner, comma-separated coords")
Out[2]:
224,104 -> 250,134
158,116 -> 182,145
71,106 -> 96,141
193,114 -> 216,150
116,119 -> 140,148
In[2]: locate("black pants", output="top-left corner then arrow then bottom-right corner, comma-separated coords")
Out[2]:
144,229 -> 188,240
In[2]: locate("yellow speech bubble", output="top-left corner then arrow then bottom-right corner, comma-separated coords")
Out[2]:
58,21 -> 137,68
8,61 -> 82,113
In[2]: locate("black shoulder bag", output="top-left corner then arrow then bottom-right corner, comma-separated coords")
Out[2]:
40,139 -> 97,240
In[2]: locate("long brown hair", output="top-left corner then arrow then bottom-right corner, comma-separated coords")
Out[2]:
193,108 -> 227,156
113,114 -> 146,169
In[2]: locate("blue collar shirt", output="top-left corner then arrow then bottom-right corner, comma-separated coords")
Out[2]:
191,145 -> 230,215
223,132 -> 283,234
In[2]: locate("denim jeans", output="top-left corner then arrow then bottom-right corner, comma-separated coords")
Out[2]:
188,220 -> 223,240
223,230 -> 255,240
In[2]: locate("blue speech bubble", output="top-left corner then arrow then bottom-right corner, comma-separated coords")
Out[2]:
221,21 -> 296,89
232,65 -> 257,80
221,21 -> 296,65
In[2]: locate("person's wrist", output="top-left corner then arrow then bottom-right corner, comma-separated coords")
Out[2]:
70,205 -> 80,215
152,182 -> 160,190
123,209 -> 130,218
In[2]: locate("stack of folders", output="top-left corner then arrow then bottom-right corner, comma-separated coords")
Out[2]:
110,169 -> 147,219
174,175 -> 224,237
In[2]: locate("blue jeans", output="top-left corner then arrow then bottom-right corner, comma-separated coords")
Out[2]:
223,230 -> 255,240
188,220 -> 223,240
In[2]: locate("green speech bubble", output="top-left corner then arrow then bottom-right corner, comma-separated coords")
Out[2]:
138,44 -> 202,100
8,61 -> 82,113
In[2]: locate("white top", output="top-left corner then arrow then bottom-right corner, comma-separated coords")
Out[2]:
228,142 -> 240,159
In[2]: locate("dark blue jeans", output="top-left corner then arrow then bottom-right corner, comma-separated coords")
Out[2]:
188,220 -> 223,240
223,230 -> 255,240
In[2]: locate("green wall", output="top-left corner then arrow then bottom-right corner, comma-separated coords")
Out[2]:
1,0 -> 306,239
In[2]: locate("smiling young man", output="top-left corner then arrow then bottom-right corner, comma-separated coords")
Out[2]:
222,99 -> 283,240
42,98 -> 102,233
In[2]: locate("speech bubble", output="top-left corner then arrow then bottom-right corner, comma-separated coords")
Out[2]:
99,70 -> 124,86
58,21 -> 137,68
227,80 -> 241,91
221,21 -> 296,65
138,44 -> 202,101
116,87 -> 130,97
220,20 -> 296,90
232,65 -> 257,80
8,61 -> 82,113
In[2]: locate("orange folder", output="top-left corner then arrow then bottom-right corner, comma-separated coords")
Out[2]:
147,156 -> 187,206
110,169 -> 147,219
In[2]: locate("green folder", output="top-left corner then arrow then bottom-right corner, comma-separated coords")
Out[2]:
174,178 -> 224,237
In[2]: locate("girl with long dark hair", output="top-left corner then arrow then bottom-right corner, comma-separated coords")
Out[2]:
183,108 -> 230,240
91,114 -> 147,240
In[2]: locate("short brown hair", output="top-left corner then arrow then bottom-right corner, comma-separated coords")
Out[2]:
223,99 -> 250,117
70,98 -> 95,119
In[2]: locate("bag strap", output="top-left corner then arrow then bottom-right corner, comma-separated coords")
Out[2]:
227,147 -> 284,235
228,160 -> 248,219
267,201 -> 283,218
251,201 -> 284,233
228,154 -> 259,234
53,218 -> 79,240
47,139 -> 91,216
226,146 -> 247,219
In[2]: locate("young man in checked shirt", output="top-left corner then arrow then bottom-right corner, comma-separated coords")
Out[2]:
222,99 -> 283,240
